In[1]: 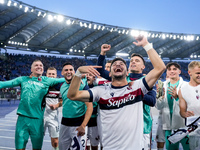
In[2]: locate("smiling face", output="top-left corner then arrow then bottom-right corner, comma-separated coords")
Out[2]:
189,66 -> 200,85
109,59 -> 128,80
86,73 -> 95,85
31,60 -> 44,77
105,62 -> 111,72
166,65 -> 181,80
129,56 -> 145,74
188,62 -> 200,85
61,64 -> 75,83
46,69 -> 57,78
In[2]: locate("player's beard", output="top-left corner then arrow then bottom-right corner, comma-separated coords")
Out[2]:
65,75 -> 73,83
113,73 -> 126,81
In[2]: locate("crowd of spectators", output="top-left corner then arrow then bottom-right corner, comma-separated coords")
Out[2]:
0,53 -> 190,81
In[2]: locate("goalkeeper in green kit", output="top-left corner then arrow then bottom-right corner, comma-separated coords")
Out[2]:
0,60 -> 65,150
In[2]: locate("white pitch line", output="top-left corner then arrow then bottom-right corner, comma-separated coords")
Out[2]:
0,146 -> 15,150
0,123 -> 15,127
0,129 -> 50,136
0,136 -> 51,142
0,129 -> 15,132
0,120 -> 17,123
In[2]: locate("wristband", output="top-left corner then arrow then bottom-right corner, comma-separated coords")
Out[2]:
143,43 -> 153,52
74,69 -> 82,78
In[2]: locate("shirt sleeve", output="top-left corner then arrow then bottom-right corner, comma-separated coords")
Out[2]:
0,77 -> 22,89
88,86 -> 101,102
97,55 -> 111,81
143,89 -> 156,106
48,78 -> 65,87
132,78 -> 150,96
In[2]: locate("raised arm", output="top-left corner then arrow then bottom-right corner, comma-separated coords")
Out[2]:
0,77 -> 22,89
96,44 -> 111,81
67,66 -> 101,102
179,89 -> 194,118
143,89 -> 156,107
133,36 -> 166,88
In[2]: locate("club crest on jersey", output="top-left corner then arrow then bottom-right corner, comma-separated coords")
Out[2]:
196,90 -> 199,100
110,92 -> 114,97
127,87 -> 132,90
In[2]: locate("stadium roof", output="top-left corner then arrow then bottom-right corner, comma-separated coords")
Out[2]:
0,0 -> 200,59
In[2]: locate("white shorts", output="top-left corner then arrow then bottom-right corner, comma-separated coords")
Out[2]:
189,136 -> 200,150
87,126 -> 100,147
155,114 -> 165,143
59,124 -> 87,150
143,134 -> 150,150
44,116 -> 59,138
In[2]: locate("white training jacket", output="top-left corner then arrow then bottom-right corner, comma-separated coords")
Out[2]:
156,77 -> 186,130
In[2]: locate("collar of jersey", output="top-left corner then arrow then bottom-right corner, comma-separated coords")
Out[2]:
111,84 -> 128,89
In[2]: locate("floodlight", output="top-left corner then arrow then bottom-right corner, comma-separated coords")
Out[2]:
48,15 -> 54,21
98,25 -> 101,30
7,0 -> 11,6
38,11 -> 41,16
88,23 -> 92,29
162,34 -> 166,39
155,34 -> 159,38
0,0 -> 4,4
57,15 -> 64,22
116,53 -> 129,56
110,28 -> 113,32
70,49 -> 73,52
80,22 -> 83,27
93,24 -> 97,29
130,30 -> 139,37
24,6 -> 29,12
14,2 -> 17,6
66,19 -> 71,25
43,13 -> 46,18
140,31 -> 148,37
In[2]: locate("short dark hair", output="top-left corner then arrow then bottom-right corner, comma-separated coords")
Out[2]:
166,62 -> 181,70
106,60 -> 112,64
131,53 -> 145,65
62,62 -> 73,68
111,57 -> 127,69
